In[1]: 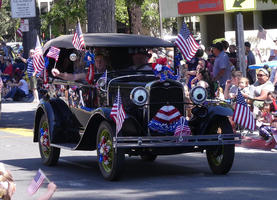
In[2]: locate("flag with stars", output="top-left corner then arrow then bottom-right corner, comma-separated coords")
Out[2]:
175,23 -> 199,62
72,21 -> 85,51
233,90 -> 255,131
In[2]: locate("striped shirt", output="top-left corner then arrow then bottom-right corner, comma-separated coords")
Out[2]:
26,58 -> 34,77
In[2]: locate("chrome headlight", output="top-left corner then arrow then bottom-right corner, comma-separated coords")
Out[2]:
130,87 -> 148,106
189,86 -> 207,104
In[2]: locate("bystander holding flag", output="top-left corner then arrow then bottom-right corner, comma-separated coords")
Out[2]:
110,88 -> 126,135
72,21 -> 85,51
33,36 -> 45,73
175,23 -> 199,62
16,27 -> 23,38
27,169 -> 47,195
46,46 -> 60,61
233,90 -> 255,131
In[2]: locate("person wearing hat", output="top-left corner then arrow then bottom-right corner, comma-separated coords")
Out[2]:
212,42 -> 231,90
128,48 -> 152,71
245,41 -> 256,84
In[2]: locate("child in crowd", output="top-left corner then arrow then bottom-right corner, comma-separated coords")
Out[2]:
239,77 -> 250,96
257,103 -> 275,143
267,92 -> 277,112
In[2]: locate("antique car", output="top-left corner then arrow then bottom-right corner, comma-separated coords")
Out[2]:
33,33 -> 241,180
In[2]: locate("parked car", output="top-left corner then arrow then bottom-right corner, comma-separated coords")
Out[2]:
33,33 -> 241,180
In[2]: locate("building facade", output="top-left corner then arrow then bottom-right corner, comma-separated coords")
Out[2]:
160,0 -> 277,47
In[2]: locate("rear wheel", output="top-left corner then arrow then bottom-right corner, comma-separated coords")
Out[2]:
38,114 -> 60,166
97,121 -> 125,181
206,117 -> 235,174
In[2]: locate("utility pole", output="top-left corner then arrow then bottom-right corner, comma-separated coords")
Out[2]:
235,12 -> 246,77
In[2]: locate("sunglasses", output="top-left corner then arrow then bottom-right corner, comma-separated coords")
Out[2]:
257,74 -> 266,77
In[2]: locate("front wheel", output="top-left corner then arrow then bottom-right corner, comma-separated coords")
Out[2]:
206,117 -> 235,174
38,114 -> 60,166
97,121 -> 125,181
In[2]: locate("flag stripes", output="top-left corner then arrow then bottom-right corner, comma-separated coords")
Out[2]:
72,21 -> 85,50
233,90 -> 255,130
27,169 -> 46,195
33,36 -> 45,73
175,22 -> 199,61
110,88 -> 126,135
46,46 -> 60,61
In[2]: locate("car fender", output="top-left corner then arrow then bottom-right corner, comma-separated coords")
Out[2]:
190,105 -> 233,135
33,98 -> 81,143
76,108 -> 142,150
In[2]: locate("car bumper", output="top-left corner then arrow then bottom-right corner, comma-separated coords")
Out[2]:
113,134 -> 241,148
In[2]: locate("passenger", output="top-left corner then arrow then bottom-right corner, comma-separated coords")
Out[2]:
128,48 -> 152,71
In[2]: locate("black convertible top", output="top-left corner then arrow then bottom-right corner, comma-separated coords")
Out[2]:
43,33 -> 175,52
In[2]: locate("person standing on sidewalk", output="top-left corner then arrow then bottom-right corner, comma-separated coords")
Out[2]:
18,49 -> 40,103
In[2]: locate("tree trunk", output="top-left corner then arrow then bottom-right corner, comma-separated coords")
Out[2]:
86,0 -> 116,33
127,2 -> 142,34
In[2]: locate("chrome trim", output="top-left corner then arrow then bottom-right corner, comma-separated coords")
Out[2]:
113,133 -> 241,148
107,74 -> 155,105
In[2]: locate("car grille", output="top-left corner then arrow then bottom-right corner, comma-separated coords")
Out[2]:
149,81 -> 184,120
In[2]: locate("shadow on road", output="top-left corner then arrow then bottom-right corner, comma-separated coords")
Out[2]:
0,110 -> 35,129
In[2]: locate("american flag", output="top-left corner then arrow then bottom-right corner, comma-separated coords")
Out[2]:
174,116 -> 191,137
72,21 -> 85,51
175,23 -> 199,61
16,27 -> 23,38
110,88 -> 126,135
27,169 -> 46,195
233,90 -> 255,131
33,36 -> 45,73
46,46 -> 60,61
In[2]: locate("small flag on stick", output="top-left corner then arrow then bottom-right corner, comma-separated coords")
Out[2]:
27,169 -> 50,195
46,46 -> 60,61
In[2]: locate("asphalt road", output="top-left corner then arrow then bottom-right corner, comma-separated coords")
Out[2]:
1,102 -> 277,200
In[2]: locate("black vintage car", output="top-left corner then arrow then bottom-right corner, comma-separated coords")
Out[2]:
33,33 -> 241,180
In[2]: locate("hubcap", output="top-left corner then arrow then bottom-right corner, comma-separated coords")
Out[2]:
40,121 -> 50,158
98,129 -> 113,173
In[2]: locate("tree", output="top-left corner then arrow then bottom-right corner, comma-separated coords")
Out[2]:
125,0 -> 143,34
86,0 -> 116,33
41,0 -> 86,38
0,0 -> 19,41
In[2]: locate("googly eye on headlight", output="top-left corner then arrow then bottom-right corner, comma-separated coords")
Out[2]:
189,86 -> 207,104
130,87 -> 148,106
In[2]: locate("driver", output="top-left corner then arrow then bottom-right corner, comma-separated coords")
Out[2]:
128,48 -> 152,71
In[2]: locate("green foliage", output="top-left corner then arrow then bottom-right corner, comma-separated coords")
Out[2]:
115,0 -> 129,25
141,0 -> 160,36
41,0 -> 86,38
0,0 -> 20,41
259,0 -> 277,4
